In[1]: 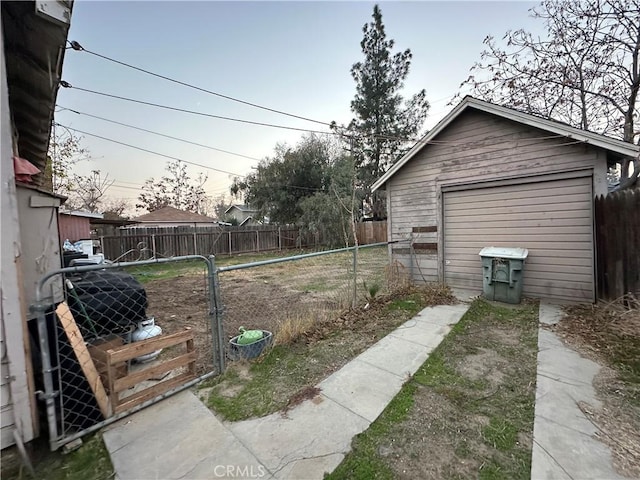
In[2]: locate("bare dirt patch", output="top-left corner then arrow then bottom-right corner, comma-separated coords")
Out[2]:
143,274 -> 212,373
457,347 -> 507,386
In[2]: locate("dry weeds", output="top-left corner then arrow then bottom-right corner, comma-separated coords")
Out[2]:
553,294 -> 640,478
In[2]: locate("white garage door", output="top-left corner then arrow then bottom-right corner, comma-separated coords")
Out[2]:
443,175 -> 594,302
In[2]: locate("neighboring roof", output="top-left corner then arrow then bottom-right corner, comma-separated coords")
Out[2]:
60,210 -> 104,219
225,204 -> 257,214
2,1 -> 73,186
372,96 -> 640,192
239,216 -> 254,226
132,206 -> 218,223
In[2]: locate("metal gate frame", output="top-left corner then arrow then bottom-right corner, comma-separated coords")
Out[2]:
31,255 -> 225,451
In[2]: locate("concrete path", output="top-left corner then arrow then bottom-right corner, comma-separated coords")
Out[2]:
531,302 -> 623,480
103,303 -> 469,480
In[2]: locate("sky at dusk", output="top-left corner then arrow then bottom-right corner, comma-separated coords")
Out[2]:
55,1 -> 542,210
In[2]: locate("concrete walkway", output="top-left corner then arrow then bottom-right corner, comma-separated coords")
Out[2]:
103,304 -> 469,480
531,302 -> 623,480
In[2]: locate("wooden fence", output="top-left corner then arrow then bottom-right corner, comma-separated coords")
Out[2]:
595,189 -> 640,300
97,221 -> 387,261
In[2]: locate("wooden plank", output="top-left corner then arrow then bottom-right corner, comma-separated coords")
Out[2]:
113,372 -> 195,415
412,226 -> 437,233
413,242 -> 438,251
186,337 -> 196,377
106,330 -> 194,364
55,302 -> 111,418
113,352 -> 197,393
87,336 -> 126,393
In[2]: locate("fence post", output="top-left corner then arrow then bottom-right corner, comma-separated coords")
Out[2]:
151,234 -> 157,259
278,226 -> 282,251
352,243 -> 358,309
256,230 -> 260,252
32,301 -> 59,450
207,256 -> 226,373
193,232 -> 198,255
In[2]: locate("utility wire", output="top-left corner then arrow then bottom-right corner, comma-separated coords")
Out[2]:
68,40 -> 331,127
55,123 -> 244,177
57,105 -> 261,161
60,81 -> 336,136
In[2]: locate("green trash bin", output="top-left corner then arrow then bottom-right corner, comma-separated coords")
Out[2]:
479,247 -> 529,304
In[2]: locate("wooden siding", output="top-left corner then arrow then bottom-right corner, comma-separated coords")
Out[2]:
444,176 -> 594,302
386,109 -> 607,291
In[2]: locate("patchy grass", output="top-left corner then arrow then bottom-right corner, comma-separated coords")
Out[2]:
200,284 -> 454,422
124,259 -> 207,284
1,434 -> 113,480
328,299 -> 539,480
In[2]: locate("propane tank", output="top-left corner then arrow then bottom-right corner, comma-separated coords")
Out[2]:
132,317 -> 162,363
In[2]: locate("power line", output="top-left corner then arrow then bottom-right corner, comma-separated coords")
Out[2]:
56,123 -> 245,177
60,81 -> 337,136
68,40 -> 331,127
57,105 -> 261,161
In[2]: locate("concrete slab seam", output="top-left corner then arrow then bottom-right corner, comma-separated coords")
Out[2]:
535,414 -> 596,437
536,371 -> 592,388
316,390 -> 379,425
356,356 -> 417,380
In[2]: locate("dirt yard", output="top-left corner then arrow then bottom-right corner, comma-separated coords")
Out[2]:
140,247 -> 391,373
329,299 -> 539,480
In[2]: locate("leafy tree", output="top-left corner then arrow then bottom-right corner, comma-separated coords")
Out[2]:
299,155 -> 357,247
341,4 -> 430,217
137,160 -> 210,213
462,0 -> 639,188
231,135 -> 336,224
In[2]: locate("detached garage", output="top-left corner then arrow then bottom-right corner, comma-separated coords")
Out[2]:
373,97 -> 638,302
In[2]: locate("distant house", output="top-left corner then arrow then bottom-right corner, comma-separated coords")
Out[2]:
224,204 -> 258,226
128,206 -> 222,228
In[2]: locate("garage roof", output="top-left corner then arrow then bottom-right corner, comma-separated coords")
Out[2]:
372,96 -> 640,192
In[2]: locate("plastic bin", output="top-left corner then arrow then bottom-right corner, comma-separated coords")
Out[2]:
479,247 -> 528,304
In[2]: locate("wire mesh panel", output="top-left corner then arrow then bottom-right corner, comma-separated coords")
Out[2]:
33,256 -> 221,450
217,244 -> 394,350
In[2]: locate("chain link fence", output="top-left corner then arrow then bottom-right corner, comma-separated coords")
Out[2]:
32,242 -> 408,451
216,242 -> 409,349
32,256 -> 223,451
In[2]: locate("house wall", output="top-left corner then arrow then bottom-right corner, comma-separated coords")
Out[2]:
58,214 -> 91,243
16,186 -> 64,320
386,109 -> 608,283
0,39 -> 36,449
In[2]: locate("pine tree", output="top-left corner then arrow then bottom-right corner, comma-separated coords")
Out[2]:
347,4 -> 429,218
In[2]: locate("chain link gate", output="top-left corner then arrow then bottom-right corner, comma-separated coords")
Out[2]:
32,255 -> 225,451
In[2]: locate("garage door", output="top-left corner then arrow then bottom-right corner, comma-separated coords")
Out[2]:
443,175 -> 594,301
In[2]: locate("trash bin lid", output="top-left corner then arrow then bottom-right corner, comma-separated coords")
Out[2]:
478,246 -> 529,259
